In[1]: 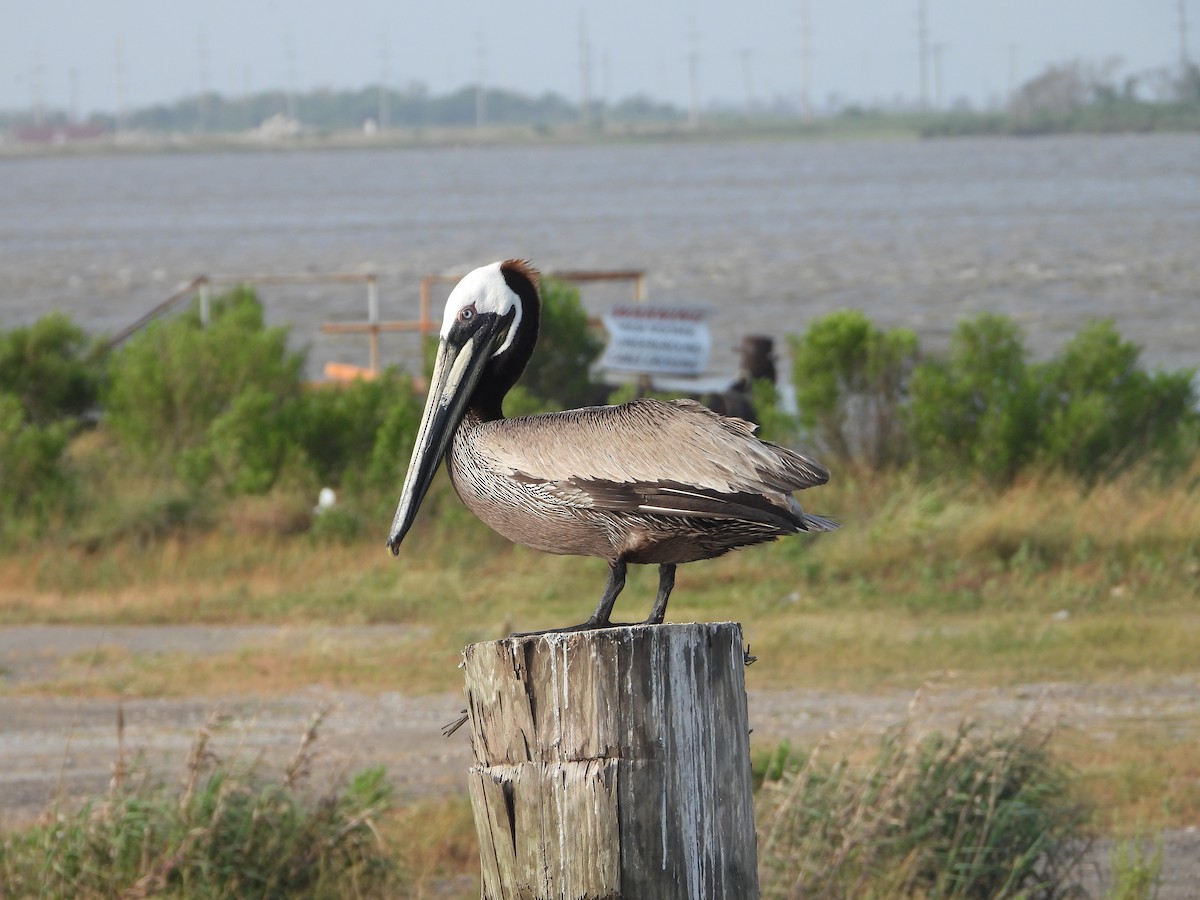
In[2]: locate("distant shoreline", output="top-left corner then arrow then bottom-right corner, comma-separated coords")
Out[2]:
9,115 -> 1197,160
0,120 -> 923,159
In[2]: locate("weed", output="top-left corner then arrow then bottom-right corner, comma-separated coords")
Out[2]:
0,712 -> 402,898
758,705 -> 1093,899
1106,827 -> 1163,900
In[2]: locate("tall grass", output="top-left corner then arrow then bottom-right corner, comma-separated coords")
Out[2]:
0,712 -> 402,898
1,700 -> 1104,900
1106,827 -> 1163,900
758,699 -> 1093,899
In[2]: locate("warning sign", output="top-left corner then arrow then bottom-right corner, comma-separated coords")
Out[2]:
600,305 -> 710,376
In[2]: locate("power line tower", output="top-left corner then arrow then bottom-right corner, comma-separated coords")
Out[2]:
283,26 -> 297,121
1007,42 -> 1019,104
687,0 -> 700,127
378,30 -> 391,130
599,51 -> 610,129
197,26 -> 210,133
69,66 -> 79,124
579,11 -> 593,129
475,26 -> 487,129
31,42 -> 45,125
240,63 -> 252,130
114,39 -> 127,133
1180,0 -> 1192,72
932,42 -> 945,110
916,0 -> 930,110
740,48 -> 756,116
798,0 -> 812,118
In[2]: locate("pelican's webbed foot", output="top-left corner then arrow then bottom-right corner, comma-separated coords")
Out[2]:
508,558 -> 682,637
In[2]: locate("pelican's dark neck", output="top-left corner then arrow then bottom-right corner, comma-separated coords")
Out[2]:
469,261 -> 541,422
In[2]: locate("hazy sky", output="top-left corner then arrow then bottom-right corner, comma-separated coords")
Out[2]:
3,1 -> 1191,117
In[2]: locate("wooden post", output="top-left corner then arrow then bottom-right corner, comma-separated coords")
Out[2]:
463,622 -> 759,900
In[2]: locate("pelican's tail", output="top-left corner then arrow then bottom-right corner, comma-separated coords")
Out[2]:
798,512 -> 840,533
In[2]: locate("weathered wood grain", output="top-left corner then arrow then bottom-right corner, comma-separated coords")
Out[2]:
463,622 -> 758,900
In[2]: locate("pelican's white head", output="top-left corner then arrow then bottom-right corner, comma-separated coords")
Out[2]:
387,259 -> 541,555
440,260 -> 531,357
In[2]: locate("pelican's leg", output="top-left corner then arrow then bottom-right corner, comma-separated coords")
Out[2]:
584,558 -> 628,628
512,558 -> 628,636
645,563 -> 676,625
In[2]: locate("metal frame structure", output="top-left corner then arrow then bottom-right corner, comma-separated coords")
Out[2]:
107,269 -> 645,377
324,269 -> 645,375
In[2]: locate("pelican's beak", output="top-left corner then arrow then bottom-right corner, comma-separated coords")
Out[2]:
385,332 -> 494,554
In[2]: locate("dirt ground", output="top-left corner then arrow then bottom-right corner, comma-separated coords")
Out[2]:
2,624 -> 1196,897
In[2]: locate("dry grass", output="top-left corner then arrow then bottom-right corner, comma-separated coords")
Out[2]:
13,629 -> 469,699
757,700 -> 1093,899
1059,722 -> 1200,832
1,468 -> 1197,689
2,468 -> 1197,837
0,714 -> 402,898
383,797 -> 480,898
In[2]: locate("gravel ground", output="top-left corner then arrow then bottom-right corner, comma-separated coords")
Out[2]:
1,624 -> 1196,896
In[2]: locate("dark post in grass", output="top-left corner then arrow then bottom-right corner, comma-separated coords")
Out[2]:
462,622 -> 759,899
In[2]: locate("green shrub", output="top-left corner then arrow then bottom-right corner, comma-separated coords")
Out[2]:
105,287 -> 305,474
0,313 -> 105,540
0,392 -> 73,535
0,312 -> 106,425
295,371 -> 423,494
1037,320 -> 1197,482
790,310 -> 918,468
364,376 -> 423,490
1106,827 -> 1163,900
0,715 -> 402,898
205,386 -> 305,495
70,481 -> 209,550
100,287 -> 429,506
759,717 -> 1092,899
517,277 -> 605,412
750,379 -> 801,445
908,314 -> 1043,484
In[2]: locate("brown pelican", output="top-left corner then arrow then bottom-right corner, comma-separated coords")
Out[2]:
386,259 -> 837,631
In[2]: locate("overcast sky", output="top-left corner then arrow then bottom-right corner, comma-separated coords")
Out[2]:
3,1 -> 1191,117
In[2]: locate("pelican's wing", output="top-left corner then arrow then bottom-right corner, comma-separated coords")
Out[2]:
483,398 -> 836,530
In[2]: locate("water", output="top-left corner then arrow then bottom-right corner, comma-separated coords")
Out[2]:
2,134 -> 1197,379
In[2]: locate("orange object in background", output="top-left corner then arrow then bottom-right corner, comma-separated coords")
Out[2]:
323,362 -> 377,382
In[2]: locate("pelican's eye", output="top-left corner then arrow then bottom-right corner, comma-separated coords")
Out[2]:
457,305 -> 476,324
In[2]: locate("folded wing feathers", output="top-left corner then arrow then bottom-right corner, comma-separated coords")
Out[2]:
498,397 -> 830,496
495,397 -> 838,532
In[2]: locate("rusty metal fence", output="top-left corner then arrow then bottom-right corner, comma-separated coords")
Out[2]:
108,269 -> 645,378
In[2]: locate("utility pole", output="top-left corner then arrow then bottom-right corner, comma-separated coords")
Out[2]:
69,66 -> 79,124
1180,0 -> 1192,72
378,30 -> 390,130
1007,42 -> 1019,103
932,43 -> 945,110
740,48 -> 755,115
240,63 -> 252,130
798,0 -> 812,118
114,39 -> 127,134
31,42 -> 44,126
687,0 -> 700,127
197,26 -> 210,133
600,51 -> 610,130
917,0 -> 929,110
283,26 -> 297,121
475,26 -> 487,129
579,11 -> 592,129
